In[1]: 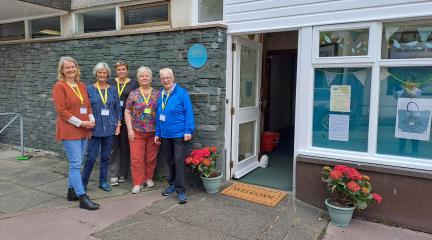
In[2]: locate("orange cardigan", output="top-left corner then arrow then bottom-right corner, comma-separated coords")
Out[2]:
52,81 -> 93,141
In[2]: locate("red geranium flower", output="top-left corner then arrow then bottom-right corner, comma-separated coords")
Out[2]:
346,168 -> 362,180
372,193 -> 383,204
334,165 -> 349,174
329,170 -> 343,180
347,181 -> 361,192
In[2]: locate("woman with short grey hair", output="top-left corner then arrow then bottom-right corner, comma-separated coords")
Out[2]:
82,62 -> 122,193
124,66 -> 160,193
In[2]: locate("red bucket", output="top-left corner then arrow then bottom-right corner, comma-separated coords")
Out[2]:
261,131 -> 280,152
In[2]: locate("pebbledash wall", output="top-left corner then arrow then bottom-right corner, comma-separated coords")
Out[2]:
0,26 -> 227,177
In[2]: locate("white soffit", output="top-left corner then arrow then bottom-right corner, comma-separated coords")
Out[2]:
0,0 -> 66,23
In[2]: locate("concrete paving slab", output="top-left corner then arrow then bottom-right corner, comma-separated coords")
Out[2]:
48,161 -> 69,176
0,180 -> 29,197
0,165 -> 34,180
0,159 -> 24,170
0,189 -> 58,213
95,213 -> 241,240
324,219 -> 432,240
8,168 -> 64,187
259,198 -> 328,240
0,149 -> 20,160
0,190 -> 164,240
34,178 -> 69,197
21,158 -> 64,169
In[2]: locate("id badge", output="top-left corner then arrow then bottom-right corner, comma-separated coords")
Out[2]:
80,106 -> 87,114
144,108 -> 152,114
120,100 -> 124,107
159,114 -> 166,121
101,109 -> 110,116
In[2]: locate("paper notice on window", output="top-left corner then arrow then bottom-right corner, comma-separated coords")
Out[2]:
330,85 -> 351,112
395,98 -> 432,141
329,114 -> 350,141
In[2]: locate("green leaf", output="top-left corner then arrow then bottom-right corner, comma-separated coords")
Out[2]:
357,200 -> 367,210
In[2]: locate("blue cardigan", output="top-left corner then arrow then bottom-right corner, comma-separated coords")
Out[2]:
155,85 -> 195,138
87,85 -> 122,137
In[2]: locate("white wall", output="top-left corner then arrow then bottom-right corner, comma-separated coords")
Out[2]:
225,0 -> 432,33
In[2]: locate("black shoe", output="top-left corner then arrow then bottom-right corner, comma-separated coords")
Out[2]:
67,188 -> 79,201
79,195 -> 100,210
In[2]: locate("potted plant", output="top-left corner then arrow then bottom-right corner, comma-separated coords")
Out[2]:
321,165 -> 383,227
185,146 -> 223,193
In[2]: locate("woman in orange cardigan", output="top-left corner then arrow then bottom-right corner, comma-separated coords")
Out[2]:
52,56 -> 99,210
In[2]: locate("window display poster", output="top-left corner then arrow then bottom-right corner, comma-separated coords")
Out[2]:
395,98 -> 432,141
330,85 -> 351,112
329,114 -> 350,142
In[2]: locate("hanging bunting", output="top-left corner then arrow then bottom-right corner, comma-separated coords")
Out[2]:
353,70 -> 367,86
325,71 -> 338,86
380,68 -> 390,81
385,26 -> 400,40
417,27 -> 432,42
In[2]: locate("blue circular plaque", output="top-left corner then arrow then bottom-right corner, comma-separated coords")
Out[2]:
188,44 -> 208,68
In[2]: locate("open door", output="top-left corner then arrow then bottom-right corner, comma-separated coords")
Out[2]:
231,36 -> 263,178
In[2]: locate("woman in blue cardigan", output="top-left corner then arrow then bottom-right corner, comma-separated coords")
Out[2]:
82,62 -> 122,193
154,68 -> 195,204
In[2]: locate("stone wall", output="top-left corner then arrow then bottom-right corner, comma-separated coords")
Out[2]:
0,27 -> 227,176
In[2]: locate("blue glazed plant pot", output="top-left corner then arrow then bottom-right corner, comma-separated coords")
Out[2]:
200,173 -> 223,194
325,198 -> 356,227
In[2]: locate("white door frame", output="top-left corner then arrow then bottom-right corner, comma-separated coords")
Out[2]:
225,28 -> 302,195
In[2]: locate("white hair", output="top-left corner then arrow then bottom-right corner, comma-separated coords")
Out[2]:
137,66 -> 153,79
159,68 -> 174,78
93,62 -> 111,78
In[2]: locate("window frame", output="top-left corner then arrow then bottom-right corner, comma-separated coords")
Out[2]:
302,20 -> 432,171
192,0 -> 224,25
74,7 -> 117,35
312,22 -> 380,64
28,16 -> 62,39
120,1 -> 171,30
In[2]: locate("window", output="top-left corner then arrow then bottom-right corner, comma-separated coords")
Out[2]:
0,22 -> 25,41
312,68 -> 371,152
76,8 -> 116,34
319,29 -> 369,57
122,2 -> 170,28
198,0 -> 223,23
30,16 -> 61,39
382,19 -> 432,59
377,66 -> 432,159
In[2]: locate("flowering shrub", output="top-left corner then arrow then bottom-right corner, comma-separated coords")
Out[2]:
322,165 -> 383,210
185,146 -> 220,178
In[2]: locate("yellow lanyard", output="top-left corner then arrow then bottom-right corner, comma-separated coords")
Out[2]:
116,78 -> 129,97
66,82 -> 84,105
139,88 -> 152,106
161,90 -> 171,110
96,82 -> 108,105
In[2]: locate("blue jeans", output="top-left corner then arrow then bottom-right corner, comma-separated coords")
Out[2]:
62,139 -> 88,196
82,135 -> 114,187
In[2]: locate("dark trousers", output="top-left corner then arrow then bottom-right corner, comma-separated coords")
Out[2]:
159,137 -> 191,192
109,125 -> 130,178
82,135 -> 114,187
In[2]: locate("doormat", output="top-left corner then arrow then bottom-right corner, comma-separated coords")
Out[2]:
221,182 -> 287,207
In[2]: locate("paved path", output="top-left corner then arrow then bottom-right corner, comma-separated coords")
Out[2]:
1,145 -> 431,240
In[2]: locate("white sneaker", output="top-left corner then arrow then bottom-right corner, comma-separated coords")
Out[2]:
146,179 -> 155,188
109,177 -> 119,186
131,185 -> 142,194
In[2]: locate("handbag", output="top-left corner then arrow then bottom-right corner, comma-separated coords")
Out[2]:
397,101 -> 431,134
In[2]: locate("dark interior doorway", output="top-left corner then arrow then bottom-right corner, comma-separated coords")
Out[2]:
239,31 -> 298,191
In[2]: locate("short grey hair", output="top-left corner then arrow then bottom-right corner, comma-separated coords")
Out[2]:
159,68 -> 174,78
93,62 -> 111,78
137,66 -> 153,79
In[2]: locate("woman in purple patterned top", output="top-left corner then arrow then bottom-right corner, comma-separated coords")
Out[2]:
125,66 -> 161,194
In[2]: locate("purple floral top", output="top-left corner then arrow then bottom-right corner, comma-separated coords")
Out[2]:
126,88 -> 160,132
